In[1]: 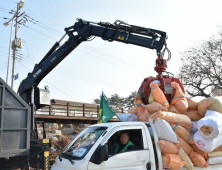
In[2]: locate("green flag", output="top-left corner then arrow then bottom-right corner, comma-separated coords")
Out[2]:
97,92 -> 116,123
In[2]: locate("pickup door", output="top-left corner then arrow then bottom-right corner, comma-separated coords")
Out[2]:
87,125 -> 154,170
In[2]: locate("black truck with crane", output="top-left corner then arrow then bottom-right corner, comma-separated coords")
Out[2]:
0,18 -> 183,169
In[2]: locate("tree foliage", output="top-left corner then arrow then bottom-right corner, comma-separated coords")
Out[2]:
93,91 -> 137,110
179,29 -> 222,97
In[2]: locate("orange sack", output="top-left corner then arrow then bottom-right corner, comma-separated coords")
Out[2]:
162,154 -> 186,169
189,151 -> 208,168
176,134 -> 193,155
169,105 -> 181,114
186,97 -> 199,110
145,101 -> 168,114
135,106 -> 151,122
191,144 -> 208,160
171,123 -> 195,144
150,111 -> 193,129
151,82 -> 169,107
185,110 -> 203,121
158,140 -> 179,154
173,100 -> 188,114
198,96 -> 222,116
171,82 -> 186,105
127,105 -> 151,122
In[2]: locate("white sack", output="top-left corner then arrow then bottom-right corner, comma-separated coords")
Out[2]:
193,131 -> 222,153
118,113 -> 138,122
154,118 -> 178,143
197,110 -> 222,140
188,121 -> 198,133
208,156 -> 222,164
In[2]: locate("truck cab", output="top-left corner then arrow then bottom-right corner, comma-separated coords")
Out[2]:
51,121 -> 157,170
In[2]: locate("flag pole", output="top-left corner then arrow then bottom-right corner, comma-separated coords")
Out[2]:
102,92 -> 122,122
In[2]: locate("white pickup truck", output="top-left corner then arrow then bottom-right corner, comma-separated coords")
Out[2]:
51,120 -> 222,170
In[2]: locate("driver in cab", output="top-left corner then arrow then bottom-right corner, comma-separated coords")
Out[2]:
114,131 -> 135,154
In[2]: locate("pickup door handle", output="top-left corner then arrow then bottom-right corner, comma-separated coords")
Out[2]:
146,162 -> 151,170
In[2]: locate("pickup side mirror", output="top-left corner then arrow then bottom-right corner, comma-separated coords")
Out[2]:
96,145 -> 108,162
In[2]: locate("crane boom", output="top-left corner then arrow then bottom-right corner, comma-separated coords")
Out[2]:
18,19 -> 167,107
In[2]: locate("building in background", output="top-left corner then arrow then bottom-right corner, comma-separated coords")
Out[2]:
36,99 -> 123,118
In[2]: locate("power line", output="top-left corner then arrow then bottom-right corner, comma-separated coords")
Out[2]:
21,57 -> 132,90
23,25 -> 57,40
18,61 -> 82,102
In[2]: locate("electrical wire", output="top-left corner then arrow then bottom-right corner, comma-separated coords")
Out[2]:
21,57 -> 132,90
18,61 -> 82,102
23,25 -> 57,40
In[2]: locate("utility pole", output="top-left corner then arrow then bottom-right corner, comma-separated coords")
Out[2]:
6,19 -> 13,84
3,1 -> 25,89
11,7 -> 19,89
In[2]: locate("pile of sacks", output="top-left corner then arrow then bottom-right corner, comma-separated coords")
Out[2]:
119,80 -> 222,169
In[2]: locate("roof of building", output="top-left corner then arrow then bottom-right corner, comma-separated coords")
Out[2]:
51,99 -> 99,108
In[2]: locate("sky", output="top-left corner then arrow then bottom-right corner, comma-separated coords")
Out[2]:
1,0 -> 222,104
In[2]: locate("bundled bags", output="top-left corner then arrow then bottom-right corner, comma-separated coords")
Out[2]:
171,82 -> 188,114
197,110 -> 222,140
171,123 -> 195,144
185,110 -> 203,121
176,134 -> 193,155
191,144 -> 208,160
208,156 -> 222,164
208,151 -> 222,158
150,80 -> 169,107
150,111 -> 193,129
128,105 -> 151,122
118,113 -> 138,122
186,97 -> 199,110
145,101 -> 168,114
169,105 -> 181,114
189,151 -> 208,168
198,96 -> 222,116
193,131 -> 222,153
158,140 -> 179,154
154,118 -> 178,143
173,100 -> 188,115
162,154 -> 186,169
178,147 -> 194,170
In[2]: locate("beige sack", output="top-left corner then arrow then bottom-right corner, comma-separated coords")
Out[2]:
178,147 -> 194,170
208,151 -> 222,157
145,101 -> 168,114
169,105 -> 181,114
150,111 -> 193,129
186,97 -> 199,110
173,99 -> 188,114
185,110 -> 203,121
198,96 -> 222,116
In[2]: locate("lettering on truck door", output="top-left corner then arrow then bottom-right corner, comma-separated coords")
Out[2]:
87,126 -> 150,170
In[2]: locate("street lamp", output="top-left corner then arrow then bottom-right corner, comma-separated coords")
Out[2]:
18,1 -> 25,9
3,22 -> 9,27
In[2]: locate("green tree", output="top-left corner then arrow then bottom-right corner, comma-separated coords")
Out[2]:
93,91 -> 138,110
125,91 -> 137,110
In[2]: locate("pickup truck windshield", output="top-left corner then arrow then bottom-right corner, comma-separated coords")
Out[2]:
62,126 -> 107,160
